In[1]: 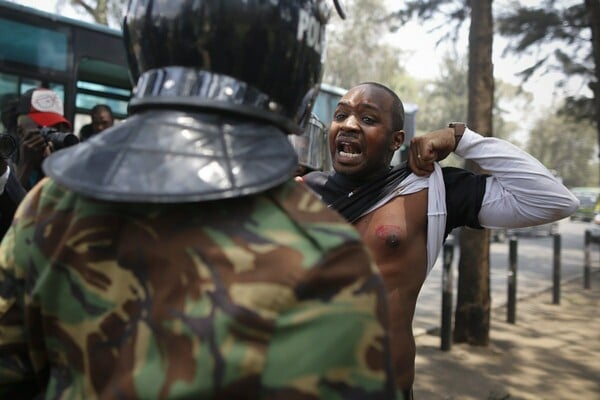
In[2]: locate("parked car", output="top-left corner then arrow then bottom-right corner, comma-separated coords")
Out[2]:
506,221 -> 559,238
570,187 -> 600,222
590,212 -> 600,243
491,228 -> 507,243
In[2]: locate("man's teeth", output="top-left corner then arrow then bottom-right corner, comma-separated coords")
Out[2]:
339,151 -> 361,158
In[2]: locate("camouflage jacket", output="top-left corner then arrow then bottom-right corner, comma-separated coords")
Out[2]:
0,178 -> 399,399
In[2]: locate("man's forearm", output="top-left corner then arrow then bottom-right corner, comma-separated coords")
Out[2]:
455,129 -> 579,228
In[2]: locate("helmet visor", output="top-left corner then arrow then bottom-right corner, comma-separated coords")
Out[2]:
289,114 -> 326,171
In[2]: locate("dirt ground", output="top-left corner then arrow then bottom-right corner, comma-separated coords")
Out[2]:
412,269 -> 600,400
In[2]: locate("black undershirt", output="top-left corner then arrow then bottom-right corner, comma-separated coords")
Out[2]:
303,165 -> 488,241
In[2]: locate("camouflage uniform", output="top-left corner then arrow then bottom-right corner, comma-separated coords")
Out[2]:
0,178 -> 399,399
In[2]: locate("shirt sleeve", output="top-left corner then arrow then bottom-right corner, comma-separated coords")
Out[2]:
454,129 -> 580,229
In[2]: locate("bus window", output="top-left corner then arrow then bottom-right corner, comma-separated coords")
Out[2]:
76,81 -> 129,117
0,72 -> 67,132
0,1 -> 133,128
21,80 -> 65,103
0,73 -> 18,97
73,79 -> 130,137
73,112 -> 124,138
314,83 -> 347,128
0,16 -> 68,71
0,73 -> 18,133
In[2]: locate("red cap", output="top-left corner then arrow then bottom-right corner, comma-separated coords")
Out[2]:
17,88 -> 71,128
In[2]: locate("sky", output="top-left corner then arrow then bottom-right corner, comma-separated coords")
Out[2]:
384,1 -> 586,112
7,0 -> 81,17
7,0 -> 587,140
379,0 -> 587,140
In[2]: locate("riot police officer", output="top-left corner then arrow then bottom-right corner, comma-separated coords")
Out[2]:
0,1 -> 398,399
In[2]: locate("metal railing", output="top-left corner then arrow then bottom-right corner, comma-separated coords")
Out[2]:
437,229 -> 595,350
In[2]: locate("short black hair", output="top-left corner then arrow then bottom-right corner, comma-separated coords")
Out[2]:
91,104 -> 113,117
358,82 -> 404,131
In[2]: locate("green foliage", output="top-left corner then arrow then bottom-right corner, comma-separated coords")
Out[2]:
498,2 -> 587,52
526,110 -> 599,187
388,0 -> 470,43
497,1 -> 594,115
559,95 -> 595,123
323,0 -> 408,89
412,51 -> 526,143
411,52 -> 469,133
389,0 -> 470,26
493,79 -> 536,147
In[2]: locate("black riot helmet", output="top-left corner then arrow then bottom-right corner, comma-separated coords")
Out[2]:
123,0 -> 345,134
44,0 -> 347,203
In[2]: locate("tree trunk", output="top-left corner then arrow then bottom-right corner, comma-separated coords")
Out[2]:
453,0 -> 494,346
585,0 -> 600,160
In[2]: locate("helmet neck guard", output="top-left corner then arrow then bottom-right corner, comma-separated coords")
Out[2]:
43,109 -> 298,203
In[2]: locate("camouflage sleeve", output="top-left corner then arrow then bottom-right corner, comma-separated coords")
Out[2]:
260,242 -> 399,399
0,226 -> 36,393
0,185 -> 44,397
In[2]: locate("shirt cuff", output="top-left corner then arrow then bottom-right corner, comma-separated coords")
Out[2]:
454,128 -> 478,157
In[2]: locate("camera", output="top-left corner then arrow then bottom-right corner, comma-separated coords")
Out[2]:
0,133 -> 17,159
39,127 -> 79,149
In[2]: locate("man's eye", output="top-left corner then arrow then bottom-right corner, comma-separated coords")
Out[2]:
333,112 -> 346,121
362,116 -> 376,124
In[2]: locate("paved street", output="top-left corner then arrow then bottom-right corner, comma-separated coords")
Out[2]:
413,218 -> 599,335
413,269 -> 600,400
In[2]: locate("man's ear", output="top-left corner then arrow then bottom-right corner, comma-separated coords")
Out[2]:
391,130 -> 405,151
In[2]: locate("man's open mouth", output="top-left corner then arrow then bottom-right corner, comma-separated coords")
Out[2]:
336,141 -> 362,159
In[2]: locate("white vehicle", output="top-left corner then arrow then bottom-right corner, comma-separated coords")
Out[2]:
506,222 -> 559,238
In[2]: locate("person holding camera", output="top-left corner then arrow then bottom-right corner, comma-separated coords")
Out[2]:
15,88 -> 77,191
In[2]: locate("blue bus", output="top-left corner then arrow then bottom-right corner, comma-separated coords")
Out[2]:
0,0 -> 418,161
0,0 -> 131,135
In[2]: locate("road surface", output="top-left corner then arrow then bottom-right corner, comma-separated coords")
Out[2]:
413,218 -> 599,335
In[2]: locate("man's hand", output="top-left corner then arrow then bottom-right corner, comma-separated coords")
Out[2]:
16,131 -> 54,188
20,132 -> 52,167
408,128 -> 455,176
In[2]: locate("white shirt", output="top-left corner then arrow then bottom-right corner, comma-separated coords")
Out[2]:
359,128 -> 579,274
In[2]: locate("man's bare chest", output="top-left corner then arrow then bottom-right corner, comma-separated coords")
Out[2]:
354,190 -> 428,258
